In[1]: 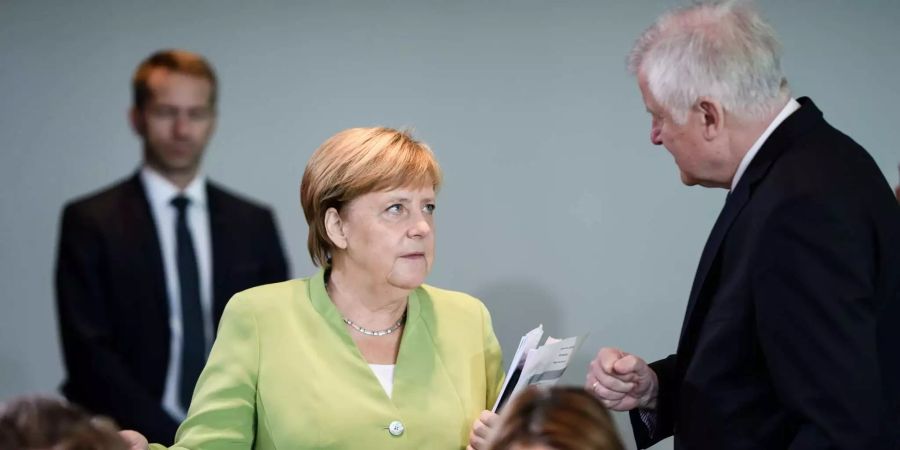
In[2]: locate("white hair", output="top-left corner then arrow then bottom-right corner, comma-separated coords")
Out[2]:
628,0 -> 789,124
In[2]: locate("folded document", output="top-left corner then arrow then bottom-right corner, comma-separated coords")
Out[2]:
492,325 -> 586,412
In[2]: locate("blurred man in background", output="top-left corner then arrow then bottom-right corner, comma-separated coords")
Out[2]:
55,49 -> 289,444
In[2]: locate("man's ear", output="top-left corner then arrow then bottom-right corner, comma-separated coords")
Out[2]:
697,97 -> 724,140
129,107 -> 145,136
324,207 -> 348,250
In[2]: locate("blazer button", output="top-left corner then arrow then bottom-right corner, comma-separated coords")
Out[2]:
388,420 -> 404,436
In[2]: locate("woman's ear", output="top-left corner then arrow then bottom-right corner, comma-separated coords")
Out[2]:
324,207 -> 348,250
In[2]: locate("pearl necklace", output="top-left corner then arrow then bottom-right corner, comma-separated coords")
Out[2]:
342,312 -> 406,337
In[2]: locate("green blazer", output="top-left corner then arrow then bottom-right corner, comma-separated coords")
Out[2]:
150,269 -> 504,450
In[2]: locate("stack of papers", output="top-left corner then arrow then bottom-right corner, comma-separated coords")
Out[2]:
492,325 -> 586,412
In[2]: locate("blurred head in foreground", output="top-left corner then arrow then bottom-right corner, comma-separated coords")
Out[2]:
0,395 -> 127,450
488,386 -> 625,450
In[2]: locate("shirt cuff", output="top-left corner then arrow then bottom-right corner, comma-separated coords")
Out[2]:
638,407 -> 657,439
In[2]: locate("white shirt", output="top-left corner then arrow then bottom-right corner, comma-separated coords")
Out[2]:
731,98 -> 802,191
140,166 -> 214,420
369,364 -> 396,398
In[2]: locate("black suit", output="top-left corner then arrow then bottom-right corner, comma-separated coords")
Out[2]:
631,98 -> 900,449
55,173 -> 289,444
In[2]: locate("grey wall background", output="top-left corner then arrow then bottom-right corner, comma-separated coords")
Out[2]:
1,1 -> 898,448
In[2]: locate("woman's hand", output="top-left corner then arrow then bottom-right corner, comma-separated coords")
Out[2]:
119,430 -> 149,450
466,410 -> 499,450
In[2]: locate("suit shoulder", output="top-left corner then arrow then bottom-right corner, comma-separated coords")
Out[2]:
64,178 -> 134,211
206,180 -> 275,217
61,176 -> 139,221
767,120 -> 889,201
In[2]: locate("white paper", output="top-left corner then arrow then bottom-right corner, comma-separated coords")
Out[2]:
491,325 -> 543,412
492,325 -> 587,412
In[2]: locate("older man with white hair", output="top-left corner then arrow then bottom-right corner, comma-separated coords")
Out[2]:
586,1 -> 900,449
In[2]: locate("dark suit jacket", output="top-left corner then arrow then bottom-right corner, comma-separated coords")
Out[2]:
55,173 -> 289,444
630,98 -> 900,449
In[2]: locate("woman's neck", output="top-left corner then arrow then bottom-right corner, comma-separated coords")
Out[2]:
326,266 -> 409,328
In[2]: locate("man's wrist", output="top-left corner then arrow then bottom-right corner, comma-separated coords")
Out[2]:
641,367 -> 659,409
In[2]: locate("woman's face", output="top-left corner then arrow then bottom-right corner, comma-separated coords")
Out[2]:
335,185 -> 436,290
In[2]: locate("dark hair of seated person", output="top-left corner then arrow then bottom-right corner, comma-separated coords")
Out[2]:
488,386 -> 625,450
0,395 -> 127,450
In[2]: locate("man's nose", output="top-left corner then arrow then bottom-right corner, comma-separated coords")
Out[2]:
173,114 -> 191,138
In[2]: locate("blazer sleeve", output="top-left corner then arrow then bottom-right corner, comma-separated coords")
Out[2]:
156,292 -> 260,450
753,194 -> 887,449
629,354 -> 677,449
480,302 -> 504,407
55,204 -> 178,442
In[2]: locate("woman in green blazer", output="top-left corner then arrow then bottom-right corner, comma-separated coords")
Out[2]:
123,127 -> 504,450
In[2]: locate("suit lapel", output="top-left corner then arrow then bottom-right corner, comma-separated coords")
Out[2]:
676,98 -> 824,356
207,183 -> 232,328
123,173 -> 169,330
677,185 -> 751,351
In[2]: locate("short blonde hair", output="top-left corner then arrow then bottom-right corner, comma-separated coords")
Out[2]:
300,127 -> 443,266
488,387 -> 625,450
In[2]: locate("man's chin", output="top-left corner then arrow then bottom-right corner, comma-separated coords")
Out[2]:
146,153 -> 201,173
679,172 -> 699,186
152,159 -> 201,175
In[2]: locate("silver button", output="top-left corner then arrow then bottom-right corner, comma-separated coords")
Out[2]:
388,420 -> 404,436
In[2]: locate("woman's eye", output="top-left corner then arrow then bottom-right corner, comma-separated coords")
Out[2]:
386,204 -> 403,214
423,204 -> 436,215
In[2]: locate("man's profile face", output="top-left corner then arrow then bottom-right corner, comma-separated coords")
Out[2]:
638,73 -> 729,188
131,68 -> 215,178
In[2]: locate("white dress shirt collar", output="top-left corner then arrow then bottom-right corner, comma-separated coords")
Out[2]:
731,98 -> 801,192
140,166 -> 207,208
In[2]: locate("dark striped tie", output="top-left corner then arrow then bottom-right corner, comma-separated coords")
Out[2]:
171,195 -> 205,412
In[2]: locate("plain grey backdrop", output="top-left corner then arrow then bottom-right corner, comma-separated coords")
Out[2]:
1,1 -> 898,448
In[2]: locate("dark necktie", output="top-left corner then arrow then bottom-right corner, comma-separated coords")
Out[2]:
171,195 -> 205,412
